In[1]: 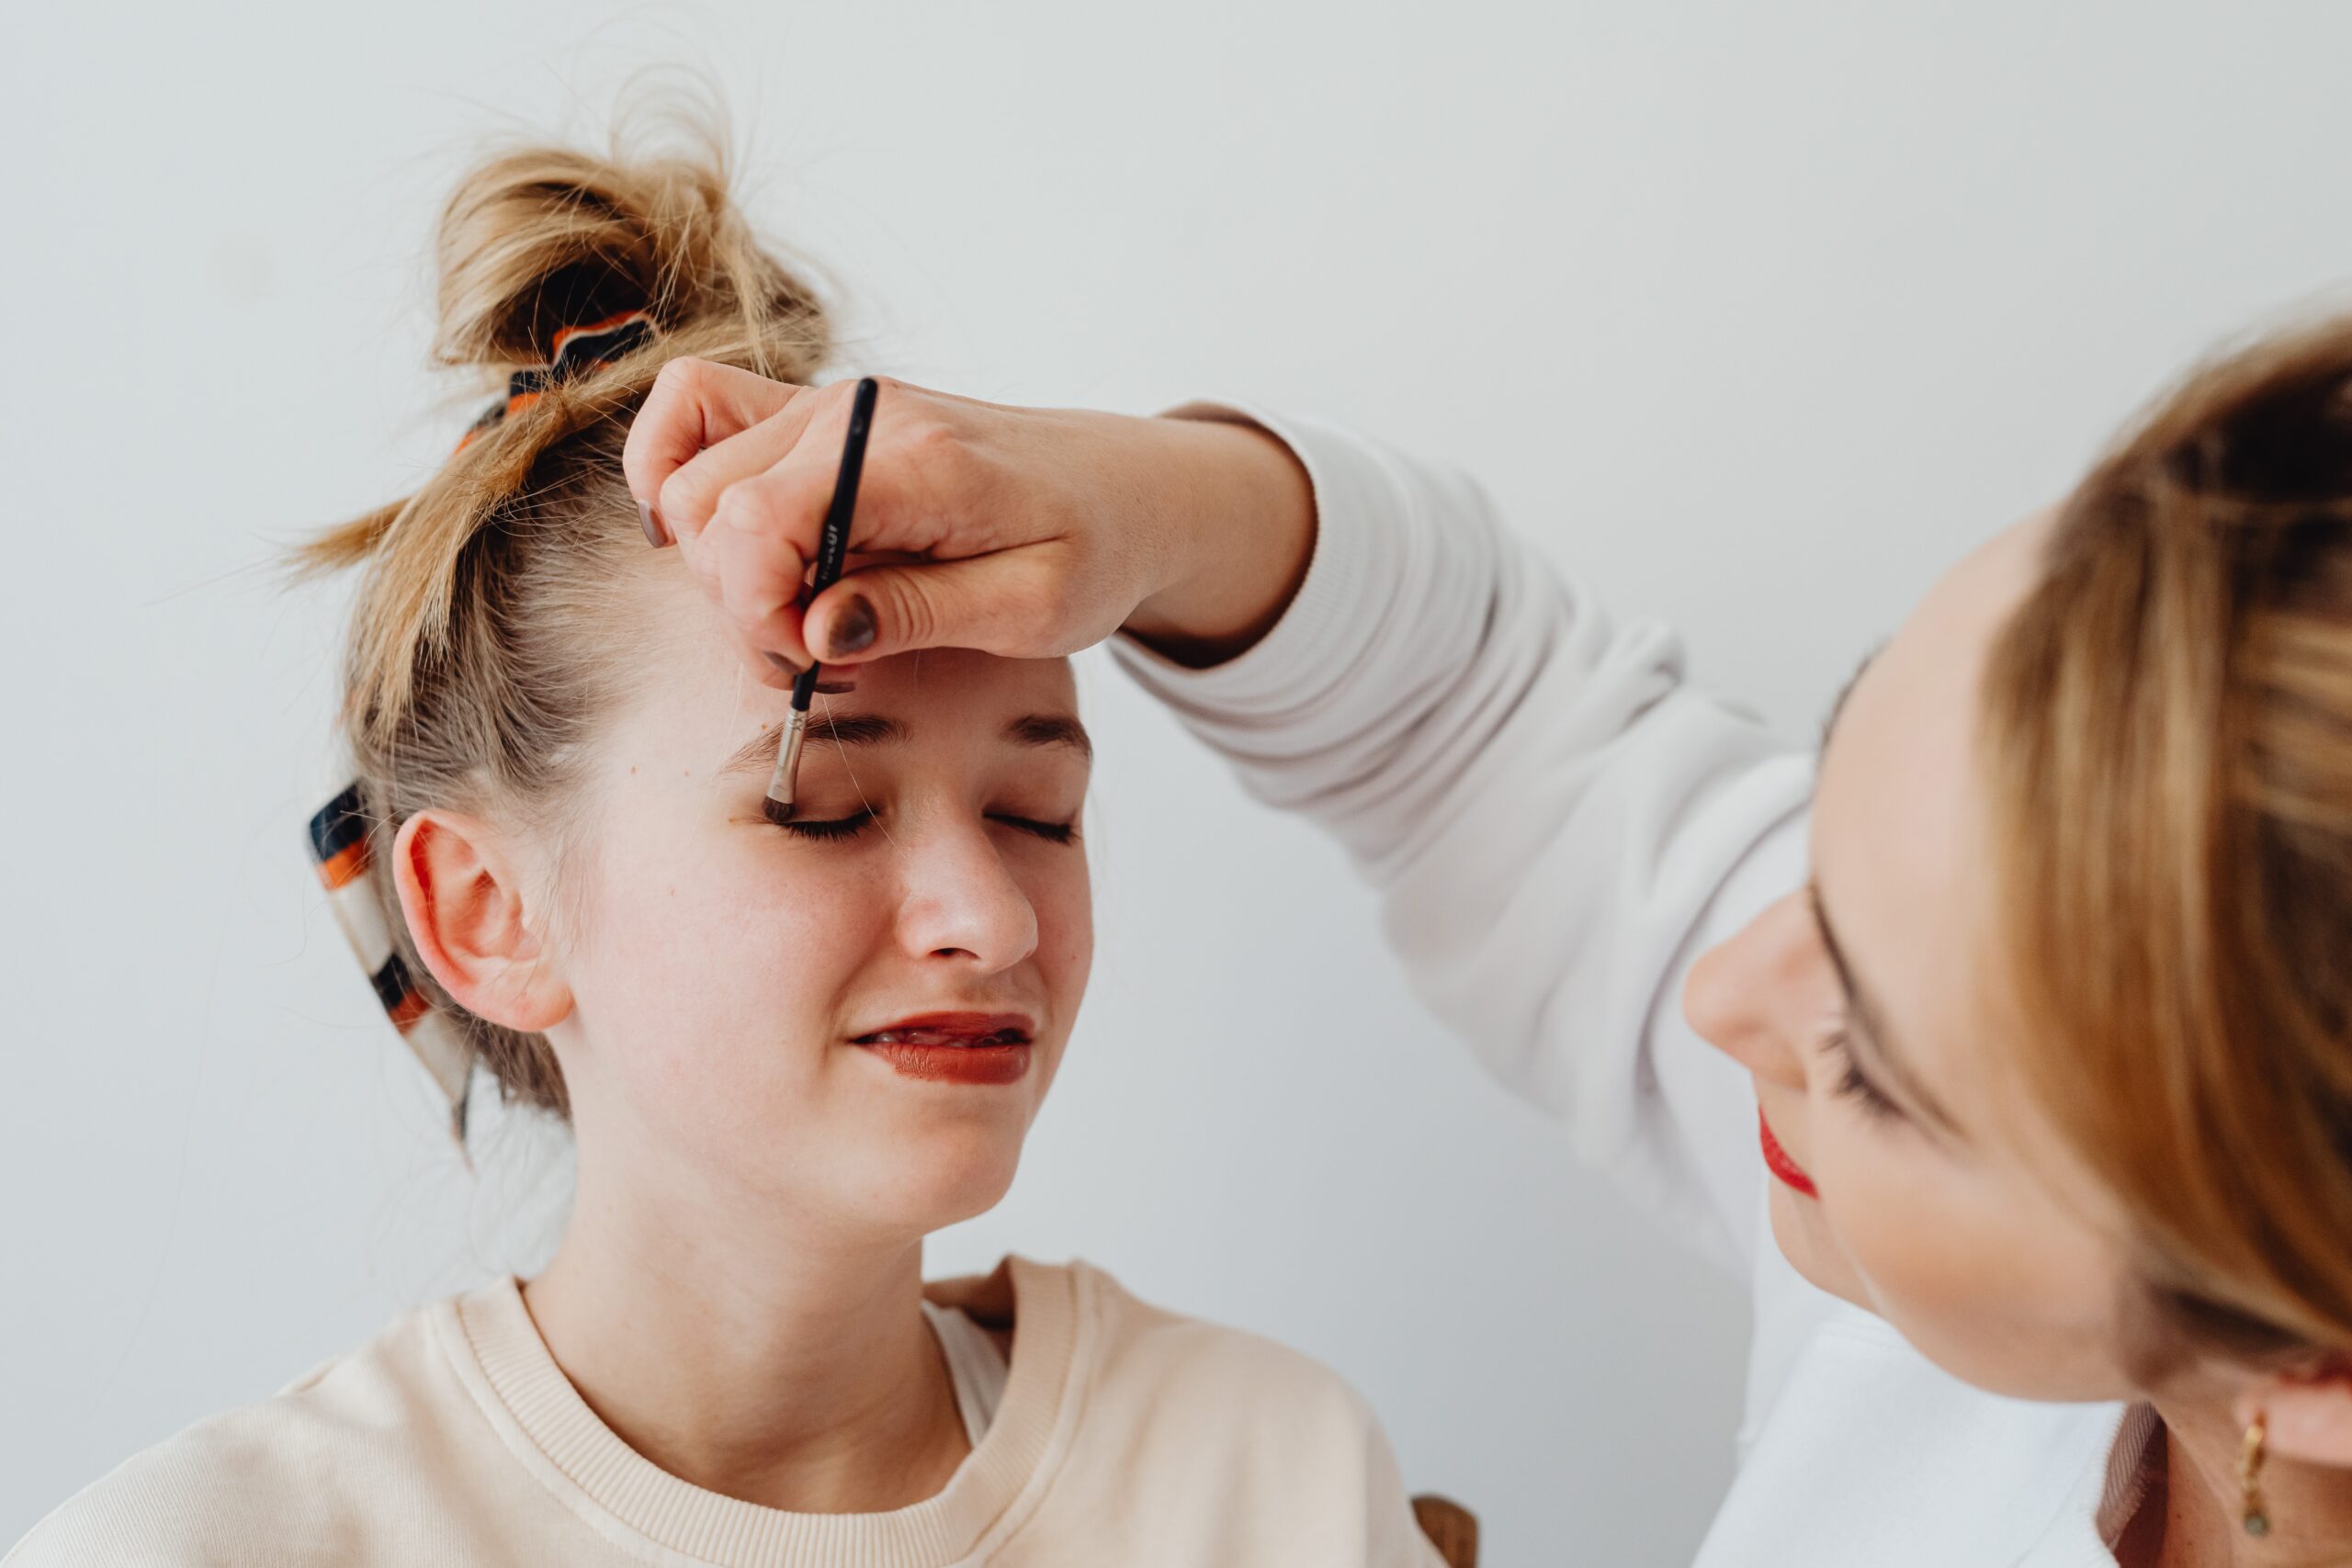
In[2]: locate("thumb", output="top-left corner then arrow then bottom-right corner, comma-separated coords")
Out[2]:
806,553 -> 1087,663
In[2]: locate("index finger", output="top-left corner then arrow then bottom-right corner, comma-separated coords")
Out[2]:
622,356 -> 804,536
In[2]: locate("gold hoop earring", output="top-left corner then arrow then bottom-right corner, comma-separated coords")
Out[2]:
2239,1412 -> 2271,1538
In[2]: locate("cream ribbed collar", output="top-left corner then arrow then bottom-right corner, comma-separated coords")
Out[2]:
434,1256 -> 1082,1566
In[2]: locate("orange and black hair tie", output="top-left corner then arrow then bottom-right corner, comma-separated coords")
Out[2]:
452,308 -> 658,453
308,308 -> 659,1153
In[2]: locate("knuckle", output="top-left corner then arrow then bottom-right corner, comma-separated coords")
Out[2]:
1035,592 -> 1076,650
722,573 -> 767,632
1021,549 -> 1073,615
657,473 -> 703,531
896,411 -> 969,479
715,473 -> 798,551
659,355 -> 713,391
888,577 -> 937,649
910,412 -> 963,457
707,478 -> 744,530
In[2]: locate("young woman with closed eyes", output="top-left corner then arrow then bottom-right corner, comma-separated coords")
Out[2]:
628,315 -> 2352,1565
3,136 -> 1460,1568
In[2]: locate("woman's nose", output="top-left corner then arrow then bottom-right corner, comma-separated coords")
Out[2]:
894,824 -> 1040,974
1681,891 -> 1820,1091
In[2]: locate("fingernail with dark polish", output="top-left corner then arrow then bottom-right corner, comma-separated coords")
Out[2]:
762,650 -> 805,677
827,594 -> 877,658
638,500 -> 667,547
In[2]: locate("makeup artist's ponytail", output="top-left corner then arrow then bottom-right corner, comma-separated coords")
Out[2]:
1982,316 -> 2352,1364
295,110 -> 832,1129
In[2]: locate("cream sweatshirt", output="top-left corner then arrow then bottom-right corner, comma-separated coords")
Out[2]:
6,1257 -> 1444,1567
1109,407 -> 2147,1565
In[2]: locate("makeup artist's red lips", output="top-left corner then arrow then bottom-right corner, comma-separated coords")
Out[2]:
851,1012 -> 1035,1085
1758,1109 -> 1819,1199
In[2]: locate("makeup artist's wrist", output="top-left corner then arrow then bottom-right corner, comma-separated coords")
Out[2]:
1121,414 -> 1316,669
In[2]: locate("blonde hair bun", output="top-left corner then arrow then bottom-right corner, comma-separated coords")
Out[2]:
432,133 -> 830,378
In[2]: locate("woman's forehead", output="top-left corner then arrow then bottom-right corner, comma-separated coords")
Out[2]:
832,647 -> 1079,714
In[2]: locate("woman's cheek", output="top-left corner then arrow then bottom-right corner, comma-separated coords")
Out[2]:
1815,1136 -> 2106,1396
991,852 -> 1090,1109
1829,1172 -> 1966,1325
1041,859 -> 1093,998
1810,1116 -> 1970,1303
602,837 -> 859,1077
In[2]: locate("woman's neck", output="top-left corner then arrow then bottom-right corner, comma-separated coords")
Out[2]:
2133,1391 -> 2352,1568
519,1153 -> 968,1515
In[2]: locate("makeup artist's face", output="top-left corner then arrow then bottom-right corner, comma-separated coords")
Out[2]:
544,563 -> 1092,1240
1682,511 -> 2145,1401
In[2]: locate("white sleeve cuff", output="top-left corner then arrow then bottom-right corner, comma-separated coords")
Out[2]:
1107,400 -> 1405,725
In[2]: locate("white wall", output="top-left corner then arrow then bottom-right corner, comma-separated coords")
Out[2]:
6,3 -> 2351,1560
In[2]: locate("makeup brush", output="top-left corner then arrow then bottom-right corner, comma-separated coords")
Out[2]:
764,376 -> 879,825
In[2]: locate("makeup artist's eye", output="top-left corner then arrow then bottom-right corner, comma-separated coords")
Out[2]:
991,815 -> 1079,845
775,810 -> 876,840
1826,1030 -> 1904,1122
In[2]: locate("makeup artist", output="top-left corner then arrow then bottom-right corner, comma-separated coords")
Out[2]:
624,332 -> 2352,1568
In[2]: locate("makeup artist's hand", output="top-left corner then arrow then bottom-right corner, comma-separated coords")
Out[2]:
622,360 -> 1316,683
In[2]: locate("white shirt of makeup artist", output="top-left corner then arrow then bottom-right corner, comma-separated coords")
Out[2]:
1110,404 -> 2150,1568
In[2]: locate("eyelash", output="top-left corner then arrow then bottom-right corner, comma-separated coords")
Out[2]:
777,811 -> 873,841
774,810 -> 1079,845
1826,1029 -> 1904,1122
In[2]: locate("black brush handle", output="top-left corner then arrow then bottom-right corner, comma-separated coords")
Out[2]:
792,376 -> 881,712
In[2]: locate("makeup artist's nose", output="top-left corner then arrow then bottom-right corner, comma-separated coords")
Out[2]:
1681,892 -> 1818,1091
894,826 -> 1039,973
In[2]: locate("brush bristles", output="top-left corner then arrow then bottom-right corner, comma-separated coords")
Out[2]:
762,708 -> 809,825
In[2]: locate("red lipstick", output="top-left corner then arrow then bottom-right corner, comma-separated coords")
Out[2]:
851,1012 -> 1034,1086
1758,1109 -> 1819,1199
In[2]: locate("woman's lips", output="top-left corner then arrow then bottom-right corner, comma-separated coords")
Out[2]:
1758,1108 -> 1819,1199
851,1012 -> 1034,1086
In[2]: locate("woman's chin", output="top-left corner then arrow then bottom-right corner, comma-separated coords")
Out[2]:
841,1134 -> 1027,1236
1768,1181 -> 1871,1308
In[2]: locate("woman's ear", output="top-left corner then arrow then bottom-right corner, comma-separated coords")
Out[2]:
391,810 -> 572,1034
2238,1367 -> 2352,1468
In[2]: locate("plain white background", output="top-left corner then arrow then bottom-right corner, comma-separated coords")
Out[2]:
8,3 -> 2352,1560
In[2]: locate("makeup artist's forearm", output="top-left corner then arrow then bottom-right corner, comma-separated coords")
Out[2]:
1121,418 -> 1317,668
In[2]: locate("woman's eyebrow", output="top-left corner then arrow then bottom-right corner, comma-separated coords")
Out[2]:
714,711 -> 1091,778
719,712 -> 907,778
1806,881 -> 1965,1139
1007,714 -> 1091,760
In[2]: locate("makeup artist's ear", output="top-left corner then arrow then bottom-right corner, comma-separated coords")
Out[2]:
391,810 -> 572,1033
2239,1369 -> 2352,1469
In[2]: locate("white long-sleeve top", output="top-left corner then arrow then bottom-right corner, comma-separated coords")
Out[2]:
1111,409 -> 2149,1567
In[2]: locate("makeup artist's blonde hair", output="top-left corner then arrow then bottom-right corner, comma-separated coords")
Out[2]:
295,113 -> 831,1123
1981,315 -> 2352,1363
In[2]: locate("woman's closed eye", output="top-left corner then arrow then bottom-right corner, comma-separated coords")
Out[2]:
763,808 -> 1080,844
997,815 -> 1079,844
775,809 -> 876,840
1826,1028 -> 1905,1122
